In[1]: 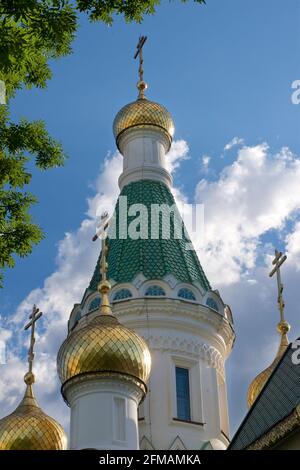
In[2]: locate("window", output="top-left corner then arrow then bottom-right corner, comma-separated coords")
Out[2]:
175,367 -> 191,421
206,297 -> 219,312
112,289 -> 132,301
138,402 -> 145,420
178,288 -> 196,301
88,296 -> 101,312
145,285 -> 166,296
113,397 -> 126,442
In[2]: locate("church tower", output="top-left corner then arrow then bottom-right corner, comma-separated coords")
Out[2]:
62,38 -> 235,450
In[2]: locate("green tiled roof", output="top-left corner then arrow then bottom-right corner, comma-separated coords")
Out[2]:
229,340 -> 300,450
89,180 -> 210,292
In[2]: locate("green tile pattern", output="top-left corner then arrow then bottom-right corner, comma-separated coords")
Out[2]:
229,341 -> 300,450
89,180 -> 210,292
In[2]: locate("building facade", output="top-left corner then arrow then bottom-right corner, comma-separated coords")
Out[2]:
60,70 -> 235,450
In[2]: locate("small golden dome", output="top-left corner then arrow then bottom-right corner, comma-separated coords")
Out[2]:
57,314 -> 151,401
0,384 -> 67,450
113,97 -> 175,151
247,321 -> 290,408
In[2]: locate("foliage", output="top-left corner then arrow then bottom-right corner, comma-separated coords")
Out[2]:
0,0 -> 206,286
77,0 -> 206,25
0,1 -> 75,285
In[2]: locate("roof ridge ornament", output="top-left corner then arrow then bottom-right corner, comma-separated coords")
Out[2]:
134,35 -> 148,99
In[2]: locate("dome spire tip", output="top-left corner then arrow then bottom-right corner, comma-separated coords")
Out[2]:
134,35 -> 148,99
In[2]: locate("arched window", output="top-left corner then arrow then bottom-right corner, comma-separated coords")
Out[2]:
206,297 -> 219,312
112,289 -> 133,301
178,288 -> 196,301
88,296 -> 101,312
145,285 -> 166,296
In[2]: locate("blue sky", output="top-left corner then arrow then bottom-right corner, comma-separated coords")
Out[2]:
3,0 -> 300,305
1,0 -> 300,437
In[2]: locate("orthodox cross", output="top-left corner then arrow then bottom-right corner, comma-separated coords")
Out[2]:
134,35 -> 147,83
100,212 -> 108,281
24,304 -> 43,376
93,211 -> 112,315
269,249 -> 287,323
134,36 -> 148,98
92,211 -> 110,281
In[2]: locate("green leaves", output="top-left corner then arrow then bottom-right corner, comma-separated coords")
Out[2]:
0,187 -> 44,287
0,2 -> 73,286
0,189 -> 43,286
0,106 -> 65,286
0,1 -> 77,97
0,0 -> 207,286
76,0 -> 205,25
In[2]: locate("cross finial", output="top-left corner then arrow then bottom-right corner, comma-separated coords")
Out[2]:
24,305 -> 43,385
99,213 -> 109,283
92,211 -> 112,315
134,35 -> 148,99
269,249 -> 290,336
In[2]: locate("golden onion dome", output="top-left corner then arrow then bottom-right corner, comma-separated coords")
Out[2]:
57,314 -> 151,401
113,96 -> 175,152
247,320 -> 290,408
0,375 -> 67,450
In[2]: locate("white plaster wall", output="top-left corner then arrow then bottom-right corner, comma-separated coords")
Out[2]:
118,129 -> 172,189
110,298 -> 234,450
66,379 -> 142,450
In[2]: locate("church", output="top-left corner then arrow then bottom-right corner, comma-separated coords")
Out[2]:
0,38 -> 299,451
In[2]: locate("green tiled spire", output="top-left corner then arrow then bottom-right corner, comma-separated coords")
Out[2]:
89,180 -> 210,292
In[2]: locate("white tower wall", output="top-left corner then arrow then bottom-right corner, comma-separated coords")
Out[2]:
118,128 -> 172,190
65,107 -> 235,450
65,378 -> 143,450
112,298 -> 234,450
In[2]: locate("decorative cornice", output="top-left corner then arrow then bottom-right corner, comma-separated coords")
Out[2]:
119,165 -> 172,191
145,334 -> 225,379
247,406 -> 300,450
62,372 -> 146,406
112,298 -> 235,355
117,126 -> 172,156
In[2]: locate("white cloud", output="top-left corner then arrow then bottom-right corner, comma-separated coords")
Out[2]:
0,141 -> 189,433
0,150 -> 124,429
285,221 -> 300,270
165,139 -> 189,174
201,154 -> 211,170
194,144 -> 300,284
1,138 -> 300,439
224,136 -> 244,151
202,154 -> 210,167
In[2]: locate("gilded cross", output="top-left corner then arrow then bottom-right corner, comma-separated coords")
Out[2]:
100,236 -> 109,282
92,211 -> 110,281
24,304 -> 43,376
269,249 -> 287,323
134,35 -> 147,83
93,211 -> 112,315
